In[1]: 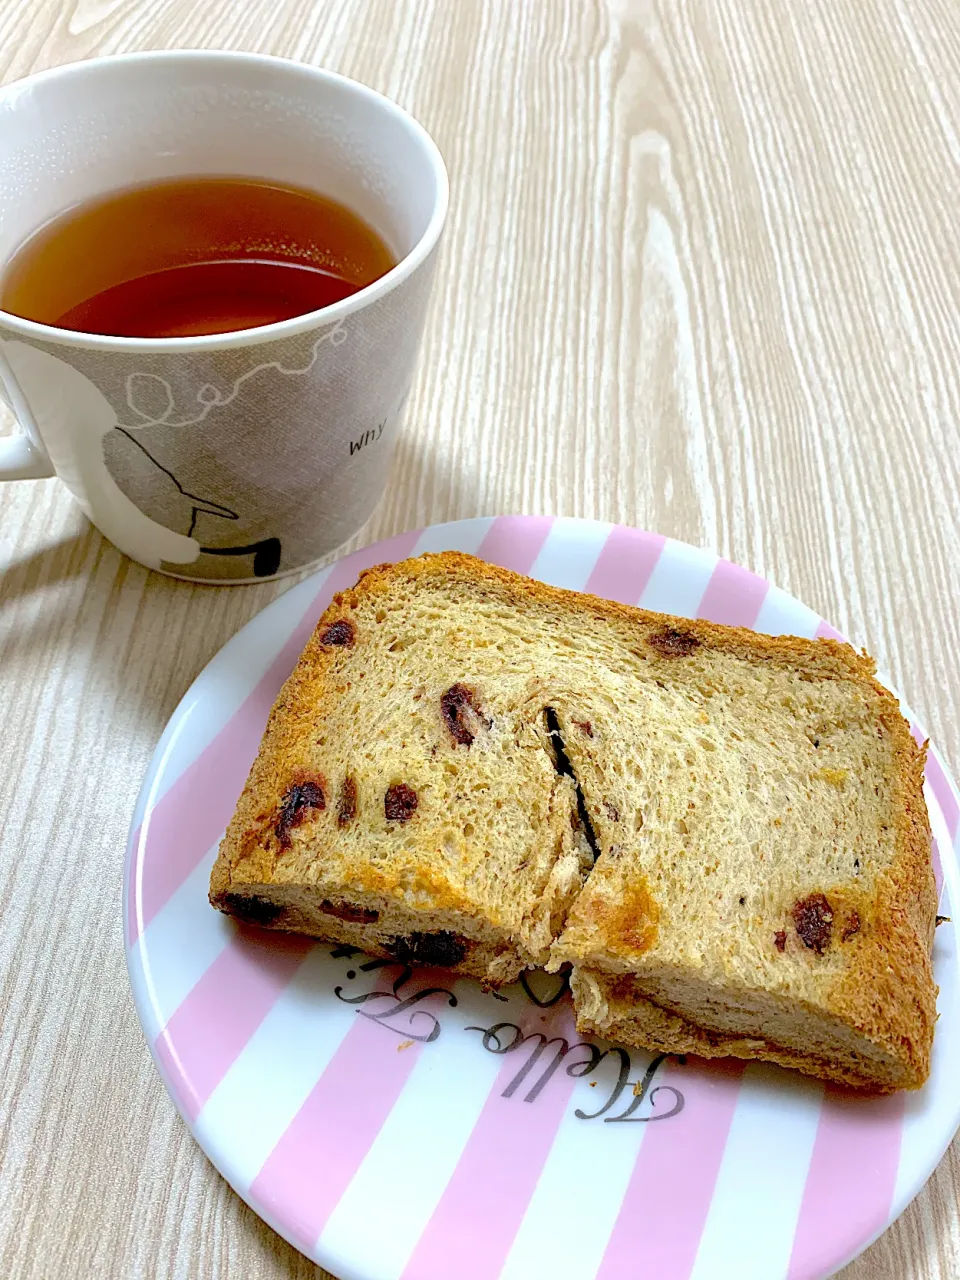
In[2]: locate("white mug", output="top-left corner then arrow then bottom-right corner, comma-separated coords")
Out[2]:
0,51 -> 447,582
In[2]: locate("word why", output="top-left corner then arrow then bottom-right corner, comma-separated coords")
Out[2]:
349,420 -> 386,456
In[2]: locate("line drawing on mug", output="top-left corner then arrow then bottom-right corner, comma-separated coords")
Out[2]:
0,320 -> 350,576
121,319 -> 348,431
0,339 -> 202,568
114,428 -> 240,537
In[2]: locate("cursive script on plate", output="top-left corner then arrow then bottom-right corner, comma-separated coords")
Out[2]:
331,950 -> 685,1124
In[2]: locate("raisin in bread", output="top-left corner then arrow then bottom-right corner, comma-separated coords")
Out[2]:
210,552 -> 937,1089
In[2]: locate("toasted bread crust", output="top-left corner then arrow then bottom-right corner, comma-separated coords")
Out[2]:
573,974 -> 909,1092
210,551 -> 937,1088
825,727 -> 936,1085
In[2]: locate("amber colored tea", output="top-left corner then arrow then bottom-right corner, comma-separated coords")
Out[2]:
0,176 -> 396,338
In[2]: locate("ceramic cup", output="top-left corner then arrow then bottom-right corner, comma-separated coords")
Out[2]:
0,51 -> 447,582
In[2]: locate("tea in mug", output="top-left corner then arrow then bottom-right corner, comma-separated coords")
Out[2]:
0,176 -> 396,338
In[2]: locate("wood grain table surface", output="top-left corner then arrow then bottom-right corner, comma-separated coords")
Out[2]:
1,1 -> 959,1276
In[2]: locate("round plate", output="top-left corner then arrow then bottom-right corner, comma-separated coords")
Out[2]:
125,517 -> 960,1280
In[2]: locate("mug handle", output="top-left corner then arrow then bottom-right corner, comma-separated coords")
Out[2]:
0,344 -> 56,480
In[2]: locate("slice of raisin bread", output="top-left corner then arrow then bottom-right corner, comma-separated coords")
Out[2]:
209,552 -> 936,1088
209,555 -> 596,984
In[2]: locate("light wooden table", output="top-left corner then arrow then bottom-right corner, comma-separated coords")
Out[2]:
1,2 -> 959,1276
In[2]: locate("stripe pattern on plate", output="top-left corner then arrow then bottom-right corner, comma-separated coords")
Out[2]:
126,518 -> 960,1280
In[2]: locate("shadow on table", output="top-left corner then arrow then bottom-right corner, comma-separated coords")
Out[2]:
0,526 -> 99,602
0,429 -> 486,719
0,518 -> 221,730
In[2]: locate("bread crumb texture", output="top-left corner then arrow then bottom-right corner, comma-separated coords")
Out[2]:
209,553 -> 937,1090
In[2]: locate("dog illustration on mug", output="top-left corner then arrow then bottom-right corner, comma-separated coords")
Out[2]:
0,340 -> 282,575
0,327 -> 399,579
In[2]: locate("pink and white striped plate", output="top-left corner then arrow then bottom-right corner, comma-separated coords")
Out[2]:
125,517 -> 960,1280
